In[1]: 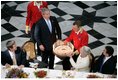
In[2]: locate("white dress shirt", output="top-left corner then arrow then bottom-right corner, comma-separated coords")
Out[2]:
44,19 -> 52,33
8,50 -> 15,60
103,56 -> 112,64
8,50 -> 17,65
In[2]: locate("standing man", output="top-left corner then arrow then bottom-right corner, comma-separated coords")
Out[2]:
62,20 -> 89,70
25,1 -> 48,55
34,8 -> 62,69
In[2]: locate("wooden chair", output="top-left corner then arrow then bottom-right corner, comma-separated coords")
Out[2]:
22,40 -> 36,61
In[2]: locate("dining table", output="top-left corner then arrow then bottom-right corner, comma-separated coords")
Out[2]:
1,66 -> 116,78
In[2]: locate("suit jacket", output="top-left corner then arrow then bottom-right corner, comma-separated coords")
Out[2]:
93,54 -> 117,74
26,1 -> 48,29
35,16 -> 62,50
1,47 -> 27,66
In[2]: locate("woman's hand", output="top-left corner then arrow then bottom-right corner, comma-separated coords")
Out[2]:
39,45 -> 45,51
73,50 -> 79,55
66,52 -> 74,57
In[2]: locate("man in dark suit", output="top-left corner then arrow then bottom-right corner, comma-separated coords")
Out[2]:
34,8 -> 61,69
1,40 -> 28,68
92,46 -> 117,74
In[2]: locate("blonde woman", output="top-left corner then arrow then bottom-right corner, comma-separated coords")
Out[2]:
67,46 -> 93,72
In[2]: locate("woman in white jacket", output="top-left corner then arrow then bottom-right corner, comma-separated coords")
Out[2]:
67,46 -> 93,72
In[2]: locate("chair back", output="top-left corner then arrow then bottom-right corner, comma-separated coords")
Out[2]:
22,40 -> 36,60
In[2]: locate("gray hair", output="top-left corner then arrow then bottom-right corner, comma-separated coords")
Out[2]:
6,40 -> 15,50
41,8 -> 50,14
82,46 -> 91,54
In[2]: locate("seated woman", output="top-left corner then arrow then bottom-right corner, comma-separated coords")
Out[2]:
67,46 -> 93,72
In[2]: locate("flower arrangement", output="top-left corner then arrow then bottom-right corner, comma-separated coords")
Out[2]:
34,70 -> 47,78
62,70 -> 75,78
87,74 -> 101,78
5,68 -> 29,78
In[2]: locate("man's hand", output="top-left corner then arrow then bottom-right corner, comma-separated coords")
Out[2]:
63,40 -> 68,45
25,25 -> 30,34
5,63 -> 11,68
19,65 -> 24,69
39,45 -> 45,51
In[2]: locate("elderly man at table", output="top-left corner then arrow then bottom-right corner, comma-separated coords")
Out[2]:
1,40 -> 28,68
92,46 -> 117,74
66,46 -> 93,72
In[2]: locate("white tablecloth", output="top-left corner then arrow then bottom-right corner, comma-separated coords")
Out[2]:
1,66 -> 112,78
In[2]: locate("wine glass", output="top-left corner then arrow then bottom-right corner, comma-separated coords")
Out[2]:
33,63 -> 38,70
